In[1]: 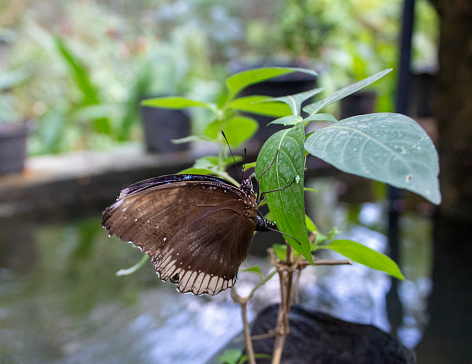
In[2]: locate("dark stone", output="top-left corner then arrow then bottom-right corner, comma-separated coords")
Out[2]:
250,304 -> 416,364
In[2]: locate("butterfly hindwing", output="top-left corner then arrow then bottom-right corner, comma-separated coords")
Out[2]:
102,178 -> 257,295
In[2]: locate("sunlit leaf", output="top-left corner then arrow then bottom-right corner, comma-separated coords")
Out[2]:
304,113 -> 441,204
226,67 -> 318,99
141,97 -> 217,112
229,96 -> 291,117
205,116 -> 258,147
317,239 -> 405,280
305,214 -> 318,232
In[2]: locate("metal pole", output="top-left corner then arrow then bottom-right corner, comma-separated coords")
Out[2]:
387,0 -> 416,337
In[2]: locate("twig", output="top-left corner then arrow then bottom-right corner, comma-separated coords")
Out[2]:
271,244 -> 294,364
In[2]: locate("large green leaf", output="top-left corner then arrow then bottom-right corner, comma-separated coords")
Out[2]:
261,88 -> 324,116
229,95 -> 291,117
303,69 -> 392,116
317,239 -> 405,280
304,113 -> 441,204
226,67 -> 318,99
255,123 -> 312,263
204,116 -> 258,147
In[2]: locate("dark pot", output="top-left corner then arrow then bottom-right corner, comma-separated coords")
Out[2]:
340,90 -> 378,119
140,106 -> 191,154
410,72 -> 436,118
249,304 -> 416,364
0,122 -> 30,175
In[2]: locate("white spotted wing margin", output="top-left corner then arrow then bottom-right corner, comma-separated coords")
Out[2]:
102,174 -> 259,295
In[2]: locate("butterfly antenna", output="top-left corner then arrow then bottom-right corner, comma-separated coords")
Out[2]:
256,149 -> 280,201
265,226 -> 301,246
221,131 -> 244,181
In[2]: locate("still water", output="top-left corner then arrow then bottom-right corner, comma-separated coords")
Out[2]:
0,178 -> 433,363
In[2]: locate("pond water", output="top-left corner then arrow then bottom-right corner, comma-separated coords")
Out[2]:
0,177 -> 434,363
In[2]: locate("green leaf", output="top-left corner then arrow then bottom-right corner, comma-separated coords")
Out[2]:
304,113 -> 441,204
243,161 -> 256,170
261,88 -> 324,116
193,156 -> 243,169
205,116 -> 258,147
116,254 -> 149,276
272,244 -> 288,261
0,68 -> 30,91
229,96 -> 291,117
305,214 -> 318,233
268,115 -> 304,126
172,135 -> 211,144
241,265 -> 264,280
255,123 -> 312,263
318,239 -> 405,280
304,113 -> 338,123
177,167 -> 215,175
303,69 -> 392,116
226,67 -> 318,99
218,349 -> 242,364
55,37 -> 111,134
141,97 -> 217,112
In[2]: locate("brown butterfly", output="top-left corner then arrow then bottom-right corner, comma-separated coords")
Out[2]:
102,173 -> 279,295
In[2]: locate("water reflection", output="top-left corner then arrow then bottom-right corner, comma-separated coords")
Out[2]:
0,187 -> 434,363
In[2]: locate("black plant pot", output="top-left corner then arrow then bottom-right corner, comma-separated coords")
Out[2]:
249,304 -> 416,364
410,72 -> 436,118
140,106 -> 191,154
0,122 -> 30,175
340,90 -> 378,119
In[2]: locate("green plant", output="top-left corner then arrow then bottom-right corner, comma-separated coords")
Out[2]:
134,67 -> 440,363
0,68 -> 29,122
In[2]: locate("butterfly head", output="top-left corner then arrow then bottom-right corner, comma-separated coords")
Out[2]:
240,177 -> 255,195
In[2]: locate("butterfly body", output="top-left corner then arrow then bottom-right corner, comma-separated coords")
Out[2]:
102,174 -> 275,295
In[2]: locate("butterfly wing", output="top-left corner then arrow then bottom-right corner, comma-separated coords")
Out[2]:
102,180 -> 257,295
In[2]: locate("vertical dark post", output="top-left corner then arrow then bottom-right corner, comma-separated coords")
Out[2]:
386,0 -> 416,337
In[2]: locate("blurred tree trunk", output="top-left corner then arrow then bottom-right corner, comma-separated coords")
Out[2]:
416,1 -> 472,363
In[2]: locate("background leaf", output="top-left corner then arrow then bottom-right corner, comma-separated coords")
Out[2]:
303,69 -> 392,116
204,116 -> 258,147
55,37 -> 111,134
226,67 -> 318,99
317,239 -> 405,280
141,97 -> 216,112
261,88 -> 324,116
304,113 -> 441,204
304,113 -> 338,123
229,96 -> 291,117
268,115 -> 303,126
255,123 -> 312,263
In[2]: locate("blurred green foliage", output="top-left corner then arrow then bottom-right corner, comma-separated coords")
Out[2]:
0,0 -> 438,155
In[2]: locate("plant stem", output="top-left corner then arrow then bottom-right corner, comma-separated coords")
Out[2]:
271,244 -> 294,364
240,301 -> 256,364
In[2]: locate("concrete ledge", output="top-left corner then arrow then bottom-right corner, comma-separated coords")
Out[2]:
0,143 -> 336,219
0,145 -> 199,218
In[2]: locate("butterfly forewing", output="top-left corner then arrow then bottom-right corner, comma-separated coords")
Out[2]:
102,178 -> 258,295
